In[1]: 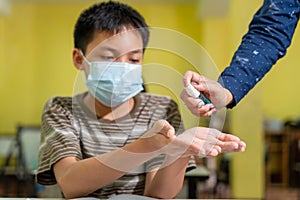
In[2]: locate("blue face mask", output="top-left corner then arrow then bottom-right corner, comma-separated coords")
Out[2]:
85,61 -> 144,107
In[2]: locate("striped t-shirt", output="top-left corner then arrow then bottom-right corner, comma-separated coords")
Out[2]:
37,92 -> 195,198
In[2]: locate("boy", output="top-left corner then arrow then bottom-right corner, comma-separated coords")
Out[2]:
37,1 -> 245,199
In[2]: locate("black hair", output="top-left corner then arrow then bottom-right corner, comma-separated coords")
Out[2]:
74,1 -> 149,54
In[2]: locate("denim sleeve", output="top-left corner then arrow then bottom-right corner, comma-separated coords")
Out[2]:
218,0 -> 300,108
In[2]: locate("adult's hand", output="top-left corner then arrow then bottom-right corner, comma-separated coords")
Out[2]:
180,70 -> 233,117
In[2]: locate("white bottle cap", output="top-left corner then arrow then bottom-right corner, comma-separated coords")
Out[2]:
185,83 -> 200,98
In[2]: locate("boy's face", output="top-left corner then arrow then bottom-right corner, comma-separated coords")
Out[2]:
81,28 -> 144,74
72,27 -> 145,107
73,28 -> 143,77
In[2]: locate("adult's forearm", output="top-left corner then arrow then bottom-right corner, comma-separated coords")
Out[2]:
218,0 -> 300,108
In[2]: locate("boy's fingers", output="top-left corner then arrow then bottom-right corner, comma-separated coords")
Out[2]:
152,120 -> 175,139
216,132 -> 241,142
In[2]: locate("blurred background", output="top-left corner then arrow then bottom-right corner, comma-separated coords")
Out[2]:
0,0 -> 300,199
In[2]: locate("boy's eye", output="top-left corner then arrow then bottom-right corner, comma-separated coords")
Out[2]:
130,59 -> 140,63
100,55 -> 114,60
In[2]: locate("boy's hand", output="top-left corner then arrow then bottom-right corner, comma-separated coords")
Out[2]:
162,127 -> 246,158
181,70 -> 233,117
140,119 -> 246,159
141,120 -> 176,151
149,119 -> 176,139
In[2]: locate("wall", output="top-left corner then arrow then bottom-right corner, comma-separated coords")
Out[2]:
0,4 -> 37,133
230,1 -> 265,199
199,0 -> 300,197
2,0 -> 300,198
261,24 -> 300,120
201,0 -> 264,198
0,0 -> 207,133
0,3 -> 87,133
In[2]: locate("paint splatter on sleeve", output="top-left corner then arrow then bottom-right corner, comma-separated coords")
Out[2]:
218,0 -> 300,108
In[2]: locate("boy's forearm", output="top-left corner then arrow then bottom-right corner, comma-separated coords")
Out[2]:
56,137 -> 163,199
98,137 -> 164,172
144,156 -> 190,199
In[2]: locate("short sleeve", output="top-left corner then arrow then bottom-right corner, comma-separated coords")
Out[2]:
37,97 -> 82,185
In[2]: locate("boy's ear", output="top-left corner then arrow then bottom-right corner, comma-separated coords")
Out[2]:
73,48 -> 84,70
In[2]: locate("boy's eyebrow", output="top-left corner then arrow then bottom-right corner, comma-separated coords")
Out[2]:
129,49 -> 143,54
99,46 -> 143,54
99,46 -> 118,53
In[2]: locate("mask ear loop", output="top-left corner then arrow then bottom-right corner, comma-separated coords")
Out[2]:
80,50 -> 91,66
